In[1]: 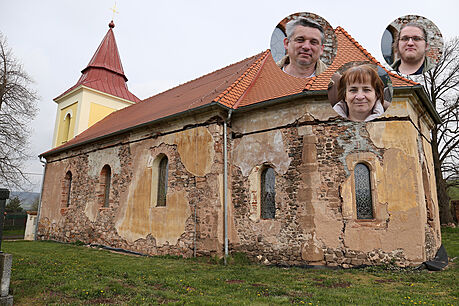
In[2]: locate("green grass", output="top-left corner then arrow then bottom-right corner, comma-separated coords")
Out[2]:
4,228 -> 459,305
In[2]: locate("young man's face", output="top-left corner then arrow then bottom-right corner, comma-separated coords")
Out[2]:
284,25 -> 324,68
398,26 -> 427,64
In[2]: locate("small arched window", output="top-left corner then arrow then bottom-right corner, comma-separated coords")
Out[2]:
157,156 -> 168,207
261,167 -> 276,219
354,163 -> 373,219
62,113 -> 71,143
100,165 -> 111,207
63,171 -> 72,207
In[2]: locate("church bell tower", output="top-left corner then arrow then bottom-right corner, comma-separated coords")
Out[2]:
52,21 -> 140,148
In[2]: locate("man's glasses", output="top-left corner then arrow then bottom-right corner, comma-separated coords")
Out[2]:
399,36 -> 426,42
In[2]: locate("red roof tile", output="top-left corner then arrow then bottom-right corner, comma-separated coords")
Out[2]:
54,21 -> 141,103
43,53 -> 262,155
307,27 -> 416,91
43,26 -> 420,156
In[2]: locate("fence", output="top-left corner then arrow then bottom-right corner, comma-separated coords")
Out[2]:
4,213 -> 27,230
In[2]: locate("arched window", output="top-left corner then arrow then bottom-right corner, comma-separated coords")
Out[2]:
382,25 -> 397,65
63,171 -> 72,207
157,156 -> 168,207
99,165 -> 111,207
261,167 -> 276,219
354,163 -> 373,219
62,113 -> 71,143
270,26 -> 287,63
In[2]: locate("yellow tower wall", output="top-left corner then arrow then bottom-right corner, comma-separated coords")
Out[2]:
52,86 -> 135,148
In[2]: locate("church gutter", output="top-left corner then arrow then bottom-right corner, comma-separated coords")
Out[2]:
233,89 -> 329,113
39,103 -> 228,158
39,91 -> 333,159
40,84 -> 439,160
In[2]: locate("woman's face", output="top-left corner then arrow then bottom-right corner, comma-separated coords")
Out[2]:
345,81 -> 377,121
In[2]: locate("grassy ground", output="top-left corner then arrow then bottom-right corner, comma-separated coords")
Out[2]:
3,228 -> 458,305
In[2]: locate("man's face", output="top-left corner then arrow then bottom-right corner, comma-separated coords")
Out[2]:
284,25 -> 324,68
397,26 -> 427,64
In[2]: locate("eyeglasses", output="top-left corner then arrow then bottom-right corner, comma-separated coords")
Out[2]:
399,36 -> 426,42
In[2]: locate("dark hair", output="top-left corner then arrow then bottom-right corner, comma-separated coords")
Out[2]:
337,64 -> 385,103
285,17 -> 324,44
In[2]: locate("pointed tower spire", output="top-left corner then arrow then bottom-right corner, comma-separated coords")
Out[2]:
52,21 -> 140,148
55,20 -> 140,102
81,20 -> 127,81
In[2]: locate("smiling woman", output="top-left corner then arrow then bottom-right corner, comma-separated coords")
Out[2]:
330,63 -> 388,122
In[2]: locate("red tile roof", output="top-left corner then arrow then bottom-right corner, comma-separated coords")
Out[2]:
54,21 -> 141,103
308,27 -> 417,90
42,27 -> 419,157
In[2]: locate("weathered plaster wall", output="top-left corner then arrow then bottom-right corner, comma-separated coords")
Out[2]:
39,119 -> 225,257
39,95 -> 440,267
229,96 -> 440,267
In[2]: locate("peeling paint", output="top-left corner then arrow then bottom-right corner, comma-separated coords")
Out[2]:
367,122 -> 418,157
336,123 -> 382,176
116,162 -> 191,245
163,127 -> 215,177
88,146 -> 121,178
232,130 -> 291,177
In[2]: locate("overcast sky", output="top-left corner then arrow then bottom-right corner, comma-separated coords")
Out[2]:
1,0 -> 458,192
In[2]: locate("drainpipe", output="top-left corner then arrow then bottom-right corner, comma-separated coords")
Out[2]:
223,109 -> 232,265
193,204 -> 197,258
34,156 -> 47,240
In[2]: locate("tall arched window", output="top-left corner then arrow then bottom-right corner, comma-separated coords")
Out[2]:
354,163 -> 373,219
63,171 -> 72,207
62,113 -> 71,143
100,165 -> 111,207
157,156 -> 168,207
261,167 -> 276,219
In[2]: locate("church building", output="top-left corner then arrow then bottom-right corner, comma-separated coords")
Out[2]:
38,21 -> 442,267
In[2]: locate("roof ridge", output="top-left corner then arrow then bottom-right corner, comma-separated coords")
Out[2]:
231,51 -> 270,109
141,53 -> 264,103
336,27 -> 379,64
215,50 -> 270,108
335,27 -> 419,86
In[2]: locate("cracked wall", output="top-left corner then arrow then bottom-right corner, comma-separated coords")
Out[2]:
39,94 -> 440,267
229,96 -> 440,266
39,121 -> 224,257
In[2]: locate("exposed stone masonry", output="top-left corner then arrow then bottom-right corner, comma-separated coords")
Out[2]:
38,113 -> 441,268
39,123 -> 225,258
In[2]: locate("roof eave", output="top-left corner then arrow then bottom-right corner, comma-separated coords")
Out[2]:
393,85 -> 441,124
54,85 -> 138,104
234,89 -> 328,113
40,101 -> 230,159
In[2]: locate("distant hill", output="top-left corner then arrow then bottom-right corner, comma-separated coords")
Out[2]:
9,192 -> 40,210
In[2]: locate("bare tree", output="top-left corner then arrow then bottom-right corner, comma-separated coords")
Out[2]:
0,32 -> 38,190
422,36 -> 459,224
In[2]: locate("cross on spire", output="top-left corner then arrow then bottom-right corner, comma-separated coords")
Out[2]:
110,3 -> 119,21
